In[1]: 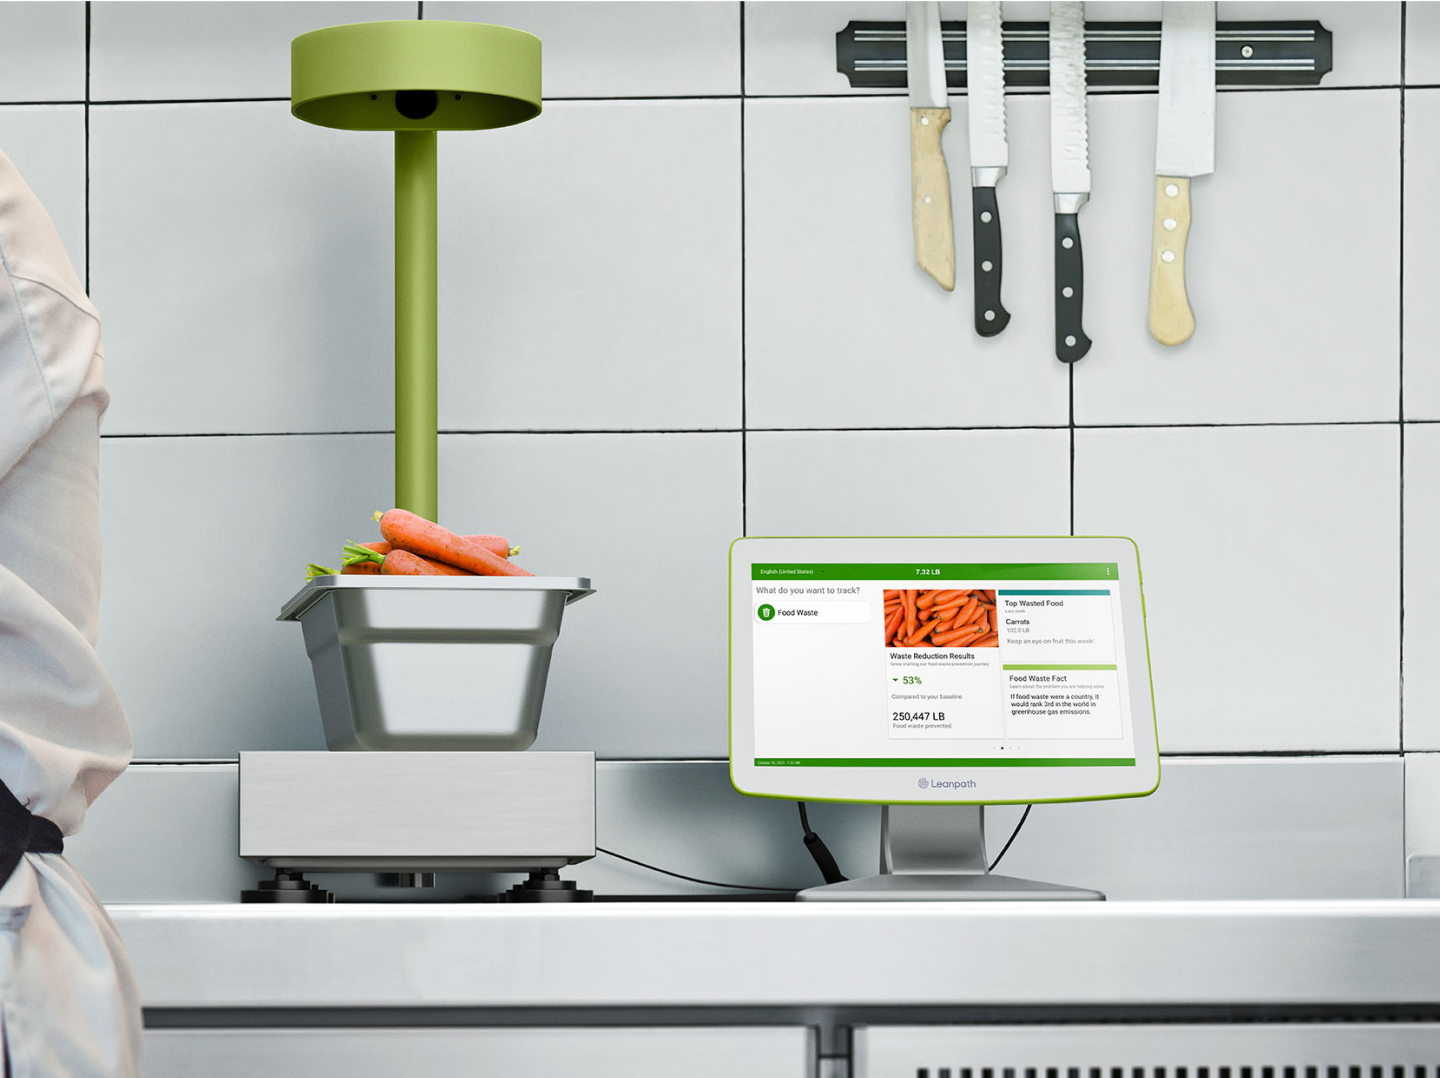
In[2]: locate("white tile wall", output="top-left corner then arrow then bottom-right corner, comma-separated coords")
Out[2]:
744,96 -> 1071,430
97,435 -> 392,758
1074,424 -> 1400,753
1404,423 -> 1440,748
0,3 -> 1420,899
428,2 -> 741,98
89,102 -> 394,435
746,429 -> 1070,535
0,106 -> 87,284
1407,0 -> 1440,84
1405,89 -> 1440,419
1071,89 -> 1399,426
744,2 -> 1399,96
439,432 -> 742,757
438,101 -> 742,432
90,2 -> 415,101
1405,752 -> 1440,860
0,2 -> 86,102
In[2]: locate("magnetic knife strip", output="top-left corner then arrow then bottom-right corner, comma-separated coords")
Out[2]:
837,21 -> 1332,89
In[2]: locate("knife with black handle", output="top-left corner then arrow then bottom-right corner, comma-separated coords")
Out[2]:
967,2 -> 1009,336
1049,1 -> 1091,363
1053,202 -> 1089,361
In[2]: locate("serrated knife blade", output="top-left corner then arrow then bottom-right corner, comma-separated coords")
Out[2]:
967,1 -> 1010,336
907,1 -> 954,290
1149,0 -> 1215,346
1049,1 -> 1090,362
1049,1 -> 1090,203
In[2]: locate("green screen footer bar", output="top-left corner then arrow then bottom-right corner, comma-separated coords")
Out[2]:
755,757 -> 1136,768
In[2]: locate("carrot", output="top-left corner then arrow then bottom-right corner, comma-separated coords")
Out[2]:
952,596 -> 982,626
376,509 -> 533,577
904,619 -> 939,646
342,562 -> 380,575
902,589 -> 917,639
972,634 -> 999,647
934,624 -> 984,646
380,549 -> 475,576
359,535 -> 518,559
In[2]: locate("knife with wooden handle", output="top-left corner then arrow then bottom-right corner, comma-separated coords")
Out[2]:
1149,1 -> 1214,345
907,1 -> 954,291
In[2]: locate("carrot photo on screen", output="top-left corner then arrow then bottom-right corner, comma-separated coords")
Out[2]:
883,589 -> 998,648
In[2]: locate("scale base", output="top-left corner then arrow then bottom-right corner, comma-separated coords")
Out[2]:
798,872 -> 1102,902
495,870 -> 594,903
241,870 -> 334,904
797,804 -> 1105,902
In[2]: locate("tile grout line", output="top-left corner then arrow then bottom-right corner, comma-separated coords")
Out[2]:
740,1 -> 748,538
1393,7 -> 1414,895
83,1 -> 90,294
17,85 -> 1409,111
124,750 -> 1410,765
95,420 -> 1414,441
1069,366 -> 1076,536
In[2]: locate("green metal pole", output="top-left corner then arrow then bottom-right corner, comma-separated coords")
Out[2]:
394,129 -> 438,521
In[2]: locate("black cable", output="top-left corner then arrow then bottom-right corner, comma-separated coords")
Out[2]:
797,802 -> 848,884
596,846 -> 799,893
987,804 -> 1032,872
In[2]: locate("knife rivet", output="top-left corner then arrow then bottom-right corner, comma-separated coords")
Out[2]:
1062,237 -> 1074,249
982,260 -> 993,272
981,211 -> 993,223
1242,45 -> 1254,58
1161,250 -> 1176,263
1063,286 -> 1074,299
1165,183 -> 1179,198
924,195 -> 933,204
921,116 -> 931,126
1065,335 -> 1077,348
1164,218 -> 1177,231
985,310 -> 996,321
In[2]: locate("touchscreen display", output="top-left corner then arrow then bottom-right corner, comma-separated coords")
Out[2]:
749,562 -> 1137,770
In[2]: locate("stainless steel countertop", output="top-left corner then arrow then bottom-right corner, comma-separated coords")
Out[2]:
110,901 -> 1440,1010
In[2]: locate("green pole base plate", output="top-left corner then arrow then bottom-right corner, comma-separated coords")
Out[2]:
292,20 -> 541,132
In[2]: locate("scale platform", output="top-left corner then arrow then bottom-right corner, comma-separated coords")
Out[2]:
238,751 -> 595,902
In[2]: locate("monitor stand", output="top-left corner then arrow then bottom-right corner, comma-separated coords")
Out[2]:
796,804 -> 1103,901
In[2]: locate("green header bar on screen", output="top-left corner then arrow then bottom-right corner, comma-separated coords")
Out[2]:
755,757 -> 1137,768
751,563 -> 1120,581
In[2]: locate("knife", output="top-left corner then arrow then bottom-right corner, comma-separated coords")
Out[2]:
1149,1 -> 1215,346
967,1 -> 1009,335
1049,1 -> 1090,363
907,1 -> 954,291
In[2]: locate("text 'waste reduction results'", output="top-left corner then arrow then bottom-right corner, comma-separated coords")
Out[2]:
750,564 -> 1136,766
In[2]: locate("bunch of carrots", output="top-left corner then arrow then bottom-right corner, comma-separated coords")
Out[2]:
305,509 -> 534,580
883,589 -> 998,649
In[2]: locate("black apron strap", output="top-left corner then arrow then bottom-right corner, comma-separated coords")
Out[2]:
0,779 -> 63,888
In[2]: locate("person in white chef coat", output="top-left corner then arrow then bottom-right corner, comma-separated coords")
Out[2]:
0,148 -> 143,1075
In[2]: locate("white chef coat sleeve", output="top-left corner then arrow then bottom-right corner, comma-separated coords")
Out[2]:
0,147 -> 143,1076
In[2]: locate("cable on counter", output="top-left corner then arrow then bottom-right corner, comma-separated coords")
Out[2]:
596,846 -> 800,894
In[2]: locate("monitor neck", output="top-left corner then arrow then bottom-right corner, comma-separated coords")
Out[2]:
880,804 -> 987,876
